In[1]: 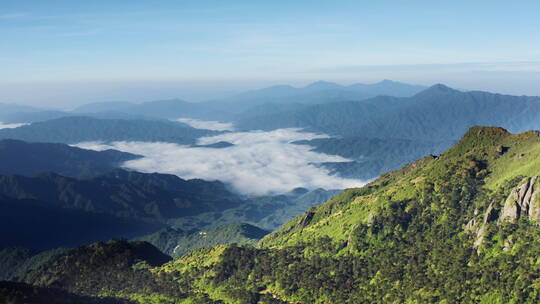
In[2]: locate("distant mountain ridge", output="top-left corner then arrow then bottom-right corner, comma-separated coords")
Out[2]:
1,80 -> 428,124
72,101 -> 135,113
0,139 -> 140,178
236,84 -> 540,140
294,136 -> 455,180
0,116 -> 217,144
3,83 -> 538,188
205,79 -> 427,116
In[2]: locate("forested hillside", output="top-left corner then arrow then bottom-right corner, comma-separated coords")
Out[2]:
0,139 -> 140,178
236,85 -> 540,140
5,126 -> 540,303
139,223 -> 269,257
0,117 -> 216,144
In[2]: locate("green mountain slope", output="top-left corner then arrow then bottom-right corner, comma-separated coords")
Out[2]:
169,188 -> 341,231
7,126 -> 540,303
0,247 -> 71,281
0,168 -> 337,251
294,136 -> 454,179
0,169 -> 240,222
0,195 -> 164,250
262,127 -> 540,247
162,126 -> 540,303
0,169 -> 242,250
19,240 -> 187,302
139,223 -> 269,257
0,247 -> 37,281
0,281 -> 135,304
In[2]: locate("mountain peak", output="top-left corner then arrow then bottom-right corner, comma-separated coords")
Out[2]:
377,79 -> 398,84
414,83 -> 459,97
463,126 -> 511,139
448,126 -> 539,159
461,126 -> 539,141
429,83 -> 455,92
304,81 -> 342,90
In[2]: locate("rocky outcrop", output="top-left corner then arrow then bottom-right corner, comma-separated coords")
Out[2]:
495,145 -> 509,156
467,176 -> 540,248
297,211 -> 315,229
500,176 -> 540,223
465,202 -> 496,248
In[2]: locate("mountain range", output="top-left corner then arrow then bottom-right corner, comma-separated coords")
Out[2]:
0,141 -> 338,251
4,82 -> 539,183
0,139 -> 140,178
204,79 -> 427,116
235,84 -> 540,140
2,81 -> 540,302
4,83 -> 539,143
0,80 -> 427,124
3,126 -> 540,303
230,83 -> 540,180
0,116 -> 216,145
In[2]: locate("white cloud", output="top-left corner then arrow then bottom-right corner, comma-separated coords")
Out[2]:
176,117 -> 235,131
74,128 -> 364,196
0,13 -> 28,19
0,122 -> 29,129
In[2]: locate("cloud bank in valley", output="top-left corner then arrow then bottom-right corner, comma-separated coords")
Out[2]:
176,118 -> 235,131
0,122 -> 29,129
75,128 -> 364,196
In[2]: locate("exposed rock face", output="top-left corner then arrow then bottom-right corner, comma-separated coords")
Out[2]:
495,145 -> 509,156
466,202 -> 496,248
500,176 -> 540,223
298,211 -> 315,229
466,176 -> 540,248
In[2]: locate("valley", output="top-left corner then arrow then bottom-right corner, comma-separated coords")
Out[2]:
2,81 -> 540,303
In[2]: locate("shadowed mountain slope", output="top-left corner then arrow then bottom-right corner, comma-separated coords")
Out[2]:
0,139 -> 140,178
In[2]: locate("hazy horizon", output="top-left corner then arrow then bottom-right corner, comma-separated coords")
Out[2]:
2,1 -> 540,107
2,77 -> 540,109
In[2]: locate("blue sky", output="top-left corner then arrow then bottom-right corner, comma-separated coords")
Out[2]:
1,0 -> 540,106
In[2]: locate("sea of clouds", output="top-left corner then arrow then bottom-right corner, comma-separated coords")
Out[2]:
75,127 -> 364,196
0,122 -> 29,129
176,118 -> 235,131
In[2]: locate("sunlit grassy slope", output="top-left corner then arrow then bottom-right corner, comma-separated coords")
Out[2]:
261,126 -> 540,248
